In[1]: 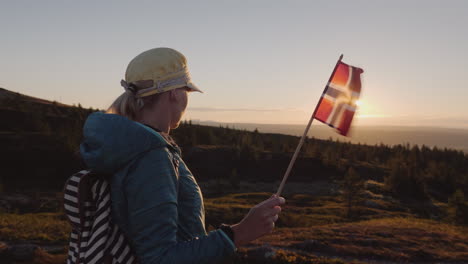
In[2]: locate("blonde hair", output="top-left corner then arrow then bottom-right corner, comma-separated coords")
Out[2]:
106,90 -> 160,121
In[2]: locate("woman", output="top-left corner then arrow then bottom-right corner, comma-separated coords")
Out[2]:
80,47 -> 285,263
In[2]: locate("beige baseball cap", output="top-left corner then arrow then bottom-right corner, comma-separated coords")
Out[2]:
121,47 -> 202,97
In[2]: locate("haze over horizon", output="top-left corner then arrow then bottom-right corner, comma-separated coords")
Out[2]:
1,1 -> 468,129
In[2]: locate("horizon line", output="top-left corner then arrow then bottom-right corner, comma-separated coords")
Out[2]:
183,119 -> 468,131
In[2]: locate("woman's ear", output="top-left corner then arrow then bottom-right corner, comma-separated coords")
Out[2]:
168,89 -> 178,101
169,88 -> 186,102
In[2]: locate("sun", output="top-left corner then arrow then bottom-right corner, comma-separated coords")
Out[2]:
355,99 -> 372,115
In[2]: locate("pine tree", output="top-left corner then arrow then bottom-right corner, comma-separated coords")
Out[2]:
341,167 -> 365,219
448,189 -> 468,224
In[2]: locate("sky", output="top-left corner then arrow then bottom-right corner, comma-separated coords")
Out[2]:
1,0 -> 468,128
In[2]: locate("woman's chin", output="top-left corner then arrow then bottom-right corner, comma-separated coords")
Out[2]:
171,121 -> 181,129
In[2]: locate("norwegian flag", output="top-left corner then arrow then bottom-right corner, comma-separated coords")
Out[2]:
314,60 -> 363,136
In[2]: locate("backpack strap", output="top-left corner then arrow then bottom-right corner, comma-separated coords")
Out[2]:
63,170 -> 94,229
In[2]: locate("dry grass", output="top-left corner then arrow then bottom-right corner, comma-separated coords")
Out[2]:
205,192 -> 414,228
233,247 -> 363,264
0,212 -> 70,242
3,192 -> 467,263
252,217 -> 468,262
31,248 -> 68,264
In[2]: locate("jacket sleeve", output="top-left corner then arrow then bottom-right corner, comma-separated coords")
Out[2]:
123,148 -> 236,264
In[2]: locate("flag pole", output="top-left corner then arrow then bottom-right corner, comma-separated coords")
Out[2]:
276,54 -> 344,196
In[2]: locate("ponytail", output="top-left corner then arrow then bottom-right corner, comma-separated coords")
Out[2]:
106,90 -> 160,121
106,90 -> 144,120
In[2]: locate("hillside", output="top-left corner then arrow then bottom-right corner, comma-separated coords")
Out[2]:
0,88 -> 467,201
0,88 -> 69,107
0,88 -> 467,263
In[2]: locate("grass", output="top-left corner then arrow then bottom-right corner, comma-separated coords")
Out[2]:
2,191 -> 467,263
204,192 -> 468,262
233,247 -> 364,264
204,192 -> 415,228
0,212 -> 70,242
251,217 -> 468,262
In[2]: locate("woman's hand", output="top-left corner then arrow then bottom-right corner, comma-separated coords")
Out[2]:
230,194 -> 285,247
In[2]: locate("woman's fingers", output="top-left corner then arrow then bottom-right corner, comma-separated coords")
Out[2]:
258,197 -> 284,219
271,214 -> 279,222
262,205 -> 282,218
258,197 -> 284,228
255,195 -> 285,231
262,212 -> 279,225
233,195 -> 286,246
273,205 -> 282,214
259,195 -> 286,208
267,221 -> 275,232
263,207 -> 281,218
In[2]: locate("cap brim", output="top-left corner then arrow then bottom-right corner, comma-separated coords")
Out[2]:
187,82 -> 203,93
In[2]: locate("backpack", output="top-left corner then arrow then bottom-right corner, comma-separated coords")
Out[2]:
63,149 -> 181,264
63,170 -> 138,264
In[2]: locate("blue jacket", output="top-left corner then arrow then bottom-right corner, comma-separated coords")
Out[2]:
80,112 -> 236,264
